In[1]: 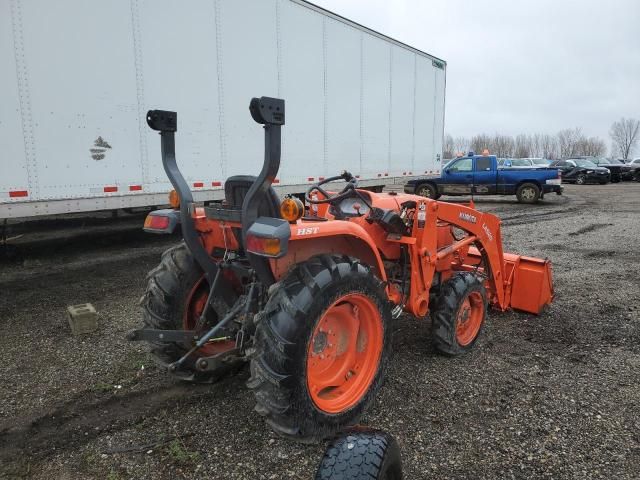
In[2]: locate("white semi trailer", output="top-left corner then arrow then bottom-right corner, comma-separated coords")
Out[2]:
0,0 -> 446,219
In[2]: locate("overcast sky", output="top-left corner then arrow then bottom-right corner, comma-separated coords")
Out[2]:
313,0 -> 640,144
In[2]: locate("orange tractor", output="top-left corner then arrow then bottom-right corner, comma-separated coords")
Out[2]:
130,97 -> 554,442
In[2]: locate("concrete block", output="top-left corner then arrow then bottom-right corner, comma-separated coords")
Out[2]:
67,303 -> 98,335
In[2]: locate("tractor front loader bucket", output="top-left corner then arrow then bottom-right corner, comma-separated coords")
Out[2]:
468,248 -> 554,315
502,253 -> 554,314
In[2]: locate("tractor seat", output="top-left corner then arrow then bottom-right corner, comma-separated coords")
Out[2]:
224,175 -> 281,218
224,175 -> 281,250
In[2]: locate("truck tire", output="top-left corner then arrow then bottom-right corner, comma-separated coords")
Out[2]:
416,183 -> 440,200
315,428 -> 403,480
431,272 -> 487,356
141,243 -> 243,383
248,255 -> 392,442
516,182 -> 540,204
575,174 -> 587,185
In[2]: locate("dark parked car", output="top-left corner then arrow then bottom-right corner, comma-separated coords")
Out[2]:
584,157 -> 630,182
626,158 -> 640,181
549,158 -> 610,185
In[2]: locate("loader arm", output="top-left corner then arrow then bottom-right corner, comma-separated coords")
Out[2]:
431,201 -> 508,309
397,199 -> 552,317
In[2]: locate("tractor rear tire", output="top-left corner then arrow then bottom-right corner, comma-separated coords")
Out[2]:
248,255 -> 392,442
431,272 -> 487,356
141,243 -> 243,383
516,182 -> 541,204
315,428 -> 403,480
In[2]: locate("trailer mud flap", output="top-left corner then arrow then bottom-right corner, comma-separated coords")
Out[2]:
503,253 -> 554,315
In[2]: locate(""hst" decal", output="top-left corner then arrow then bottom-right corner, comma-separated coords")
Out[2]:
296,227 -> 320,236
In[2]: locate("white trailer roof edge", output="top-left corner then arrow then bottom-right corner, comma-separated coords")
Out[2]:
293,0 -> 447,66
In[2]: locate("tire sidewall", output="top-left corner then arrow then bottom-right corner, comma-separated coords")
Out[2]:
432,273 -> 488,355
450,281 -> 486,352
517,183 -> 540,204
165,260 -> 204,336
576,174 -> 586,185
417,183 -> 438,199
142,243 -> 242,382
259,259 -> 393,437
295,275 -> 392,427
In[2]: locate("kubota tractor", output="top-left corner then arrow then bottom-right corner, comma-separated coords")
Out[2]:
130,97 -> 554,442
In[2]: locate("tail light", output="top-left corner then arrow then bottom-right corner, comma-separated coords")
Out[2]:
245,217 -> 291,258
246,236 -> 283,257
143,209 -> 180,234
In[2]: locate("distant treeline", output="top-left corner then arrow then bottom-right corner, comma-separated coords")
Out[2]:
443,128 -> 605,160
444,118 -> 640,160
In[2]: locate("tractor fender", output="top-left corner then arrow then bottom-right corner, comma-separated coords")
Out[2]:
270,221 -> 387,283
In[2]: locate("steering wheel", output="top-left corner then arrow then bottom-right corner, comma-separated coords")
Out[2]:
305,171 -> 358,205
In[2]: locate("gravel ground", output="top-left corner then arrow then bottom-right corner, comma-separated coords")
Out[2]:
0,184 -> 639,480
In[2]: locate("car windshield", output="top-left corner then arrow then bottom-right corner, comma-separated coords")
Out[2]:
575,159 -> 598,168
510,159 -> 531,166
605,159 -> 623,164
531,158 -> 549,165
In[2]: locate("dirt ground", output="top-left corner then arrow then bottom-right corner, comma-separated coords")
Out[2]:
1,184 -> 639,480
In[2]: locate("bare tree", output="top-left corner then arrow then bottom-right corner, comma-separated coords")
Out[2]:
443,133 -> 455,159
576,136 -> 606,157
491,134 -> 515,157
453,136 -> 469,156
539,134 -> 558,159
470,134 -> 492,155
557,128 -> 583,158
514,134 -> 532,158
530,133 -> 544,158
610,118 -> 640,159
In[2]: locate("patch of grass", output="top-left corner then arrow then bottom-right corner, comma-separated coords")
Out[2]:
125,349 -> 149,371
166,439 -> 200,465
80,449 -> 99,467
106,469 -> 120,480
92,381 -> 113,393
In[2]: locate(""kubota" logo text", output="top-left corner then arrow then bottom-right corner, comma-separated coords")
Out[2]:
458,212 -> 477,224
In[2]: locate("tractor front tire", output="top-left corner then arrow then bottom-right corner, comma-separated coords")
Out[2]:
248,255 -> 392,442
141,243 -> 243,383
431,272 -> 487,356
315,428 -> 403,480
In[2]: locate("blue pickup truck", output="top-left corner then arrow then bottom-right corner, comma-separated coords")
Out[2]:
404,154 -> 562,203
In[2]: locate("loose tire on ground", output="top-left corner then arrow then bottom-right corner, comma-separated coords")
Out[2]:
141,243 -> 243,383
248,254 -> 392,442
315,428 -> 403,480
516,182 -> 541,204
416,183 -> 440,200
431,272 -> 488,356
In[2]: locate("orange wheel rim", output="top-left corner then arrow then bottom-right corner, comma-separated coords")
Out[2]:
183,276 -> 235,356
306,293 -> 383,414
455,291 -> 484,346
